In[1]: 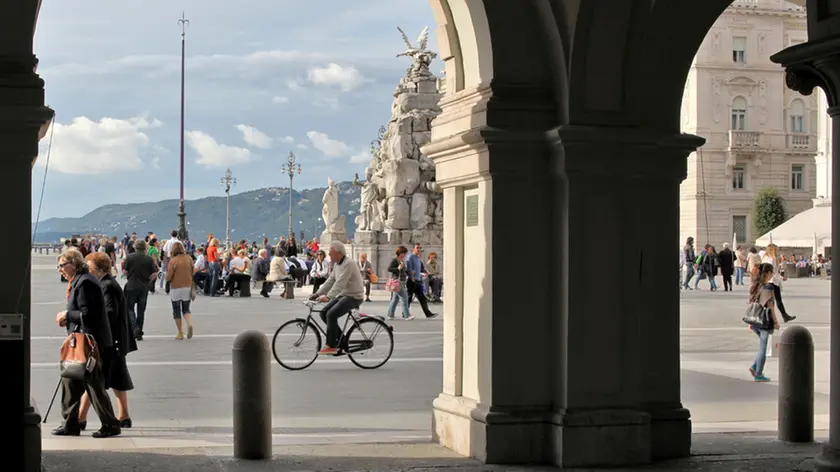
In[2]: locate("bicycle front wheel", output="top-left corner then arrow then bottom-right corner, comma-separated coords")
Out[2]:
272,319 -> 321,370
345,317 -> 394,369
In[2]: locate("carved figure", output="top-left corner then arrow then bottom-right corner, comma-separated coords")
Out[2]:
758,80 -> 768,125
711,76 -> 722,123
353,172 -> 383,231
322,177 -> 339,232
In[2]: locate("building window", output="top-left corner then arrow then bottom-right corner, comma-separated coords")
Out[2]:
791,164 -> 804,190
731,97 -> 747,130
732,165 -> 746,189
733,215 -> 747,243
732,36 -> 747,63
789,99 -> 806,133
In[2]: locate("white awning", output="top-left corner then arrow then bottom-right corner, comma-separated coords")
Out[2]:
754,204 -> 831,249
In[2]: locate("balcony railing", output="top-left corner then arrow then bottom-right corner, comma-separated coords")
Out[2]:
787,133 -> 816,151
728,130 -> 763,150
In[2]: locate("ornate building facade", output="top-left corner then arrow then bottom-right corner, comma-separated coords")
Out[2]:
680,0 -> 817,247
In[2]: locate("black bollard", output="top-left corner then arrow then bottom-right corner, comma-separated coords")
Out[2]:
778,325 -> 814,443
232,330 -> 272,459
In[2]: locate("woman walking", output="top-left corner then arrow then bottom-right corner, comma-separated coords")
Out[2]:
748,263 -> 780,382
78,252 -> 137,429
165,241 -> 195,340
386,246 -> 414,321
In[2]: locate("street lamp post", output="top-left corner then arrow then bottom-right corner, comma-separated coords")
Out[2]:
176,12 -> 190,241
281,151 -> 302,238
220,168 -> 236,249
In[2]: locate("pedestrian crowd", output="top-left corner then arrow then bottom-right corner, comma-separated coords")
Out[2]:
49,230 -> 443,438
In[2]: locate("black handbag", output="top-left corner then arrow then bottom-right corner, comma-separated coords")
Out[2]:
742,302 -> 768,326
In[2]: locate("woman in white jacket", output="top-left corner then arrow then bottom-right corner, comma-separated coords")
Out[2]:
309,250 -> 331,294
266,247 -> 292,298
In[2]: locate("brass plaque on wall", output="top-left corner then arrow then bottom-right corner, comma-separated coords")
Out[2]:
465,195 -> 479,227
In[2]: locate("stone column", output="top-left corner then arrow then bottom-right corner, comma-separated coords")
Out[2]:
771,36 -> 840,471
0,53 -> 54,472
428,83 -> 557,464
549,126 -> 702,467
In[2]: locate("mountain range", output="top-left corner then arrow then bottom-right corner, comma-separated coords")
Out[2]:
32,182 -> 362,244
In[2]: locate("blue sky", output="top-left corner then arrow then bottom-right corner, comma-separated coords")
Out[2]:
32,0 -> 438,220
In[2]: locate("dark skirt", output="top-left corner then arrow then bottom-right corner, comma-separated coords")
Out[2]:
101,350 -> 134,391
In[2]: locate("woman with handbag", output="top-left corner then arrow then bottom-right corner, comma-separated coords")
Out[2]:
52,248 -> 121,438
746,263 -> 780,382
761,244 -> 796,323
77,252 -> 137,430
386,246 -> 414,320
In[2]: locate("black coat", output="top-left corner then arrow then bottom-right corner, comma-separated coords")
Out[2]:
66,269 -> 113,350
718,248 -> 735,276
100,274 -> 138,356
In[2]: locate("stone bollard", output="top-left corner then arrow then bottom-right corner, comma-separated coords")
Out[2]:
778,325 -> 814,443
232,330 -> 272,459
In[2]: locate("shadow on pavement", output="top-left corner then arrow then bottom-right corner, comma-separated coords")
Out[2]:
42,433 -> 825,471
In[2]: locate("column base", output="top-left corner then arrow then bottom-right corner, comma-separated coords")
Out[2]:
24,399 -> 43,472
815,443 -> 840,471
645,404 -> 692,459
432,393 -> 548,464
551,408 -> 652,468
432,394 -> 656,468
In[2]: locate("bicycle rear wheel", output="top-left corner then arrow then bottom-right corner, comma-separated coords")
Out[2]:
345,317 -> 394,369
272,319 -> 321,370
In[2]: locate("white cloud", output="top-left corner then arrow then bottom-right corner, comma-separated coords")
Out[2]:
272,96 -> 289,104
151,156 -> 161,169
235,124 -> 274,149
186,131 -> 252,167
280,136 -> 295,144
349,151 -> 372,164
296,144 -> 309,150
307,63 -> 367,91
306,131 -> 353,158
37,116 -> 162,175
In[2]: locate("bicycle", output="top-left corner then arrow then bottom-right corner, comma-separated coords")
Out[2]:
272,300 -> 395,370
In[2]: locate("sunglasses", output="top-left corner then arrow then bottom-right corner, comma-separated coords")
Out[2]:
56,262 -> 69,269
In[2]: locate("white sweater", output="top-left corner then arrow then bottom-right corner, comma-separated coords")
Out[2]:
317,256 -> 365,301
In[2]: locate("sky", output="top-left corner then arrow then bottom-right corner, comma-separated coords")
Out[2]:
31,0 -> 439,220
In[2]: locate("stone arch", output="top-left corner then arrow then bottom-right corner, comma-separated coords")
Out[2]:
607,0 -> 735,131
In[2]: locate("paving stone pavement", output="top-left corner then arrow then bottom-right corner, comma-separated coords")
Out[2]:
29,255 -> 834,470
41,433 -> 827,471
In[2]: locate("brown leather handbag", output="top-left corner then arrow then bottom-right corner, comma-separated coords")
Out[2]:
59,332 -> 99,380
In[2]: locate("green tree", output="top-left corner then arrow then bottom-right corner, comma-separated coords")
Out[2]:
752,188 -> 787,237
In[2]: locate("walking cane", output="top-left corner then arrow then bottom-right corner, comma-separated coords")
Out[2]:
42,379 -> 61,424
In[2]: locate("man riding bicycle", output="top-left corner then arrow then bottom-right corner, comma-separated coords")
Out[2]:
309,241 -> 366,355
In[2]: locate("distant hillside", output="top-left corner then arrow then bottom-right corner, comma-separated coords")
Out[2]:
32,182 -> 361,244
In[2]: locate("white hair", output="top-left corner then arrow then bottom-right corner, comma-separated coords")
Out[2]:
723,243 -> 730,249
259,248 -> 268,257
329,240 -> 346,256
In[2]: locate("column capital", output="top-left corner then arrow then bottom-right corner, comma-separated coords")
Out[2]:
771,36 -> 840,109
550,125 -> 704,178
